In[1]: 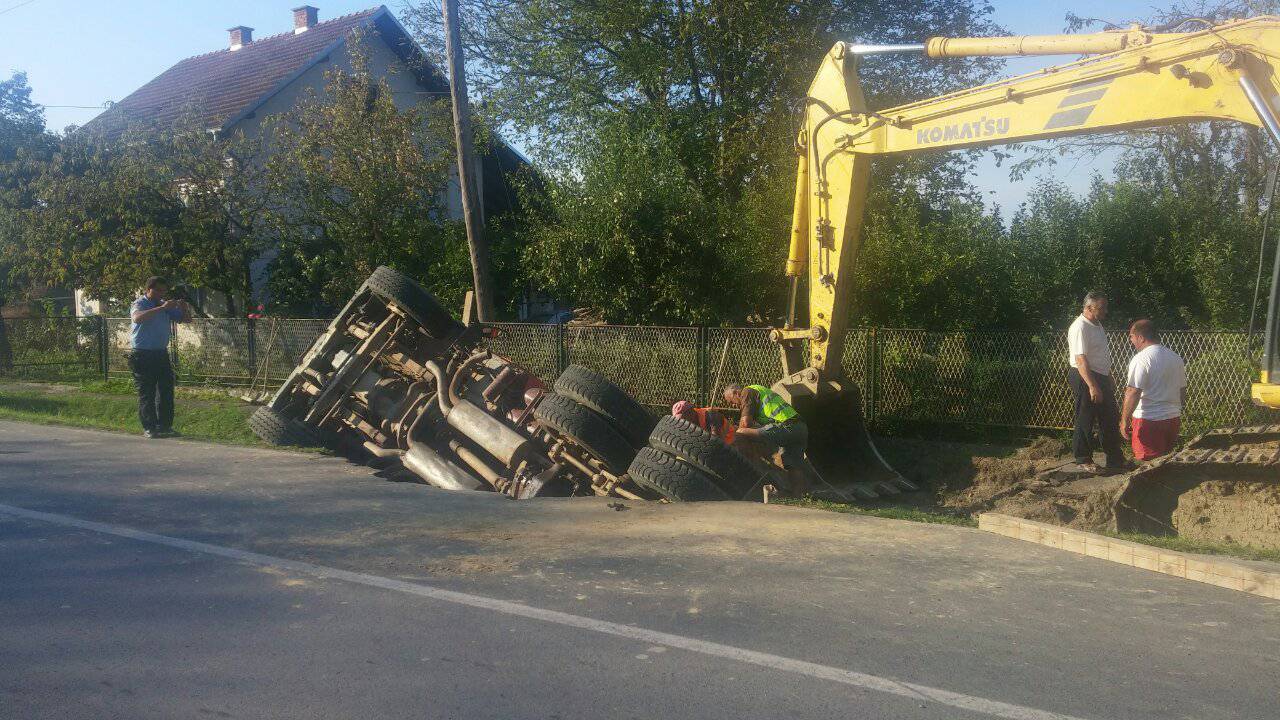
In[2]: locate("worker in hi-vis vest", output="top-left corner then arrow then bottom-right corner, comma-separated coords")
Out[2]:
723,383 -> 810,495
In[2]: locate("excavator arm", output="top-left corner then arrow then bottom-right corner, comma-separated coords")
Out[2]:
784,17 -> 1280,402
778,17 -> 1280,488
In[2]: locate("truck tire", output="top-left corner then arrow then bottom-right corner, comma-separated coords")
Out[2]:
533,392 -> 636,475
647,416 -> 761,499
553,365 -> 655,448
627,447 -> 729,502
366,266 -> 463,340
249,406 -> 321,447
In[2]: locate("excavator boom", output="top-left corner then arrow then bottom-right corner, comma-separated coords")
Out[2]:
778,17 -> 1280,508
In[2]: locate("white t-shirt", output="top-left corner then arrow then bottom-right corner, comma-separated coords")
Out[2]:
1067,314 -> 1111,375
1126,344 -> 1187,421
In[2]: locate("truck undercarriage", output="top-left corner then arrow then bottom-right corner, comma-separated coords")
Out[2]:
251,267 -> 777,502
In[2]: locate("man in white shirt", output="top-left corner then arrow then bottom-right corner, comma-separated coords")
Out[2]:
1120,319 -> 1187,461
1066,291 -> 1127,472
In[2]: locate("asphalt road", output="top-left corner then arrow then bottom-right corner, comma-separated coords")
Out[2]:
0,420 -> 1276,720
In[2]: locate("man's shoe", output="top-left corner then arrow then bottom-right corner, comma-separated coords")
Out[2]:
159,428 -> 180,438
143,429 -> 157,439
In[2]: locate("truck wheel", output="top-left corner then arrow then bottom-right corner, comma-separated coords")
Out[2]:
249,406 -> 321,447
366,266 -> 464,340
627,447 -> 729,502
553,365 -> 655,448
533,392 -> 636,475
647,416 -> 761,499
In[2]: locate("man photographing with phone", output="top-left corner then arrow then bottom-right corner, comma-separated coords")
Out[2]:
129,276 -> 191,438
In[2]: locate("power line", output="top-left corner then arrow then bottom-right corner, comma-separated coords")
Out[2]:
0,0 -> 39,16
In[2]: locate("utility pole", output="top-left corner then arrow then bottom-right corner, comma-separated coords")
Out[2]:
442,0 -> 495,322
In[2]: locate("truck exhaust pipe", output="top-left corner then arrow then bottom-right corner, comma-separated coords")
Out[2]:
425,359 -> 538,469
403,444 -> 487,491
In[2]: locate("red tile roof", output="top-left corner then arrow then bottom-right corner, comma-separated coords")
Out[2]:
84,6 -> 428,134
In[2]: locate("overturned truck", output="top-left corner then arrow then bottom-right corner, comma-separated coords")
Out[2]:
250,267 -> 771,501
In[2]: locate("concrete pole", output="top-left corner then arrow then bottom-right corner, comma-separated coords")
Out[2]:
442,0 -> 495,322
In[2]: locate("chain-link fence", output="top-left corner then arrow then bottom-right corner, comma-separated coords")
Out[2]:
3,316 -> 1275,433
566,325 -> 701,413
0,316 -> 104,381
102,317 -> 330,390
863,329 -> 1271,434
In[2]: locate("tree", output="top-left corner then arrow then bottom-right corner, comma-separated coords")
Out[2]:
17,118 -> 271,314
0,71 -> 54,311
852,186 -> 1013,329
0,71 -> 52,367
521,114 -> 733,324
261,43 -> 487,314
1006,171 -> 1266,331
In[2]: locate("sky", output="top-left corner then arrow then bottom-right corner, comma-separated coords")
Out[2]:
1,0 -> 1164,214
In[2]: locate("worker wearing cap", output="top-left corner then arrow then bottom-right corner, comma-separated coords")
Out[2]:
723,383 -> 809,495
671,400 -> 735,442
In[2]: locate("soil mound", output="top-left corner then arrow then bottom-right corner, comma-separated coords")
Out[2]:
940,436 -> 1120,531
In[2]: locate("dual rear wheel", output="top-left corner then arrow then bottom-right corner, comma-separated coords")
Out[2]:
628,415 -> 763,502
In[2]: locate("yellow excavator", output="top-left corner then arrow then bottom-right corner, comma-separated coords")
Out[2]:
774,16 -> 1280,541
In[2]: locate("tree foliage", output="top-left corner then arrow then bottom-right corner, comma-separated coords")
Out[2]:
407,0 -> 1005,324
261,43 -> 474,313
0,72 -> 54,307
423,0 -> 1274,331
5,44 -> 512,318
12,120 -> 270,314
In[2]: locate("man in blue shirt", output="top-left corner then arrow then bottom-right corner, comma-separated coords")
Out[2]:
129,276 -> 191,438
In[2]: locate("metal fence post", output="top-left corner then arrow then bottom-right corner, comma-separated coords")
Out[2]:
556,322 -> 567,375
868,327 -> 879,431
168,321 -> 180,377
696,326 -> 708,406
97,315 -> 108,382
247,316 -> 257,374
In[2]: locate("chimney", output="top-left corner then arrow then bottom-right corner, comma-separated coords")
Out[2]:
293,6 -> 319,33
228,25 -> 253,51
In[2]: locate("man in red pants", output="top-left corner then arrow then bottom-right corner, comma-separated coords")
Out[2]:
1120,319 -> 1187,461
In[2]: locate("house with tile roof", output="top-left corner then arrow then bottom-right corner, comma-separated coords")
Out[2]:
78,5 -> 528,314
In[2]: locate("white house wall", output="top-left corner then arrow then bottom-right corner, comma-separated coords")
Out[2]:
233,34 -> 465,306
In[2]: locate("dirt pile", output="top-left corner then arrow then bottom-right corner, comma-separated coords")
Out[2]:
939,436 -> 1119,531
1171,480 -> 1280,549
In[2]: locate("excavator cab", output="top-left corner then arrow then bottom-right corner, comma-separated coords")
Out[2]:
777,18 -> 1280,538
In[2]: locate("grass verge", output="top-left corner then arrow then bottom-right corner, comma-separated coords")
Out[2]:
1105,532 -> 1280,564
0,381 -> 262,446
777,497 -> 977,527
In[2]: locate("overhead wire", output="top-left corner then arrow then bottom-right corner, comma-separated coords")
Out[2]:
0,0 -> 38,16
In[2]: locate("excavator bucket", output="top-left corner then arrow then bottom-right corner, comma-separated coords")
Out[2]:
1112,425 -> 1280,549
772,375 -> 917,500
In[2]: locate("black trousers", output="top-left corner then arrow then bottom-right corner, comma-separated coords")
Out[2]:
130,350 -> 175,432
1067,368 -> 1125,467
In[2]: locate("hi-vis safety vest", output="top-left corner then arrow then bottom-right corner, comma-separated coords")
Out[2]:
747,384 -> 799,425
